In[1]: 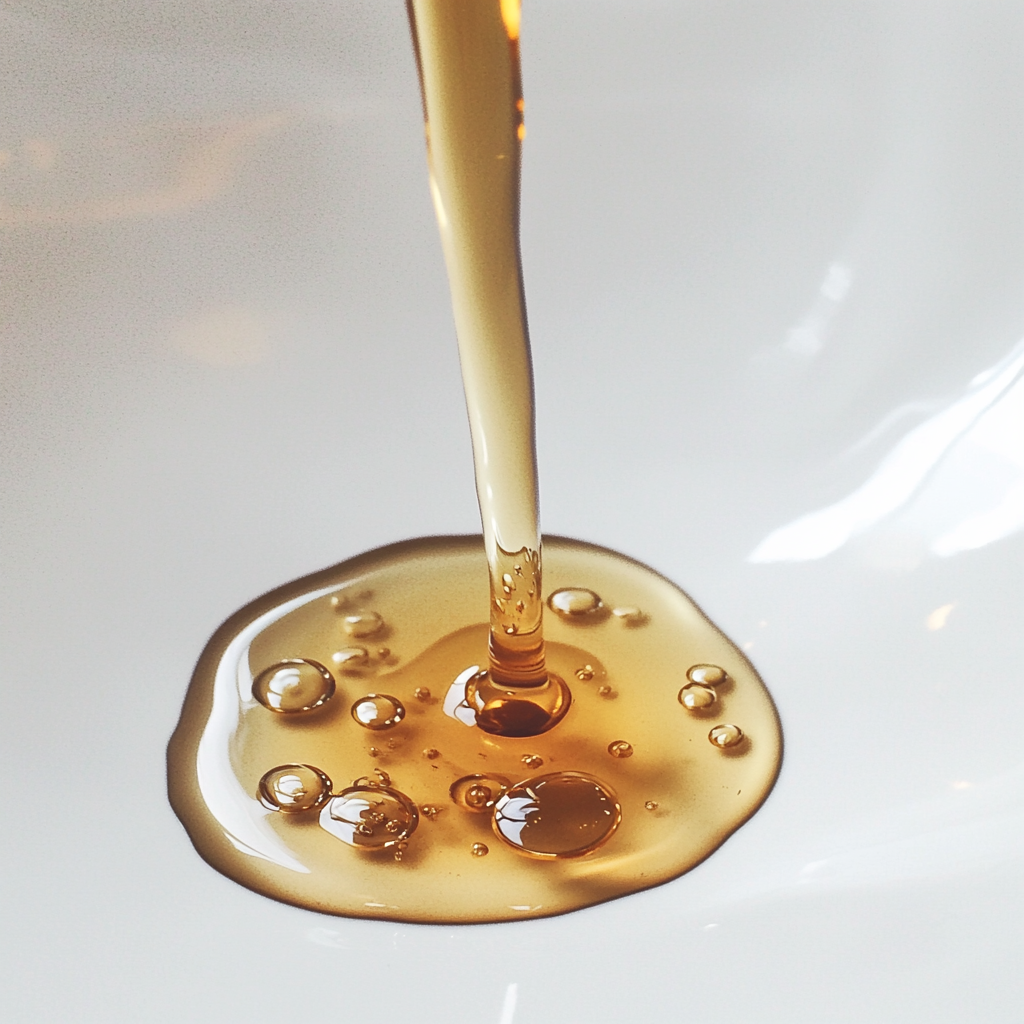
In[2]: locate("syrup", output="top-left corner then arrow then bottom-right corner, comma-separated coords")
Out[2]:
167,0 -> 782,923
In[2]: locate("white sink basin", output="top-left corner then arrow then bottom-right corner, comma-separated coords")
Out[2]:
2,2 -> 1021,1020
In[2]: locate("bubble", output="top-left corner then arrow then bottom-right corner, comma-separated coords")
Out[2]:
611,606 -> 646,625
420,804 -> 441,820
342,611 -> 384,638
252,660 -> 335,714
607,740 -> 633,758
368,747 -> 381,758
376,647 -> 391,660
414,687 -> 432,702
547,588 -> 603,618
709,724 -> 744,749
678,682 -> 716,710
332,646 -> 368,668
520,754 -> 543,769
575,665 -> 595,681
351,694 -> 406,730
319,782 -> 418,850
471,843 -> 489,857
492,772 -> 621,859
644,800 -> 658,811
688,664 -> 727,686
450,773 -> 510,812
597,685 -> 614,699
258,764 -> 332,813
423,748 -> 440,760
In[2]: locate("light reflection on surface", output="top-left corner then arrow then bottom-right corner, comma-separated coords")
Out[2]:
750,338 -> 1024,563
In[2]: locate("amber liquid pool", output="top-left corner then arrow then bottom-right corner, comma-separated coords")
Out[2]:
167,0 -> 782,923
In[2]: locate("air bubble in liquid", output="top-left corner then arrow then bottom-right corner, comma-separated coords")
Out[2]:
607,740 -> 633,758
688,664 -> 727,686
423,748 -> 440,760
258,764 -> 333,813
319,782 -> 418,850
332,646 -> 369,668
547,588 -> 603,618
450,773 -> 510,812
414,687 -> 432,702
611,606 -> 645,625
678,682 -> 716,710
597,685 -> 613,698
342,611 -> 385,638
351,694 -> 406,730
471,843 -> 489,857
252,659 -> 335,714
521,754 -> 543,769
575,665 -> 595,680
709,723 -> 744,749
644,800 -> 658,811
492,772 -> 621,858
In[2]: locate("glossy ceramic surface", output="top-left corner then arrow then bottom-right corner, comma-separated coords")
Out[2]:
2,2 -> 1021,1021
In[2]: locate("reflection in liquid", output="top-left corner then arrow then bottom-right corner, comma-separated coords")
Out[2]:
751,338 -> 1024,563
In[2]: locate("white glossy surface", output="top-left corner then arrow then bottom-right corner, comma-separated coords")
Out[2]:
1,2 -> 1021,1021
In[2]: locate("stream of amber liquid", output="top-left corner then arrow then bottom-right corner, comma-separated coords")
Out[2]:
407,0 -> 545,688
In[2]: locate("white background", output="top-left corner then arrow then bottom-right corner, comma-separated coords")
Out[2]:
2,2 -> 1022,1021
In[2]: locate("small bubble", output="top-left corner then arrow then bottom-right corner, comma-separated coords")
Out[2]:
709,724 -> 744,749
414,686 -> 432,702
688,664 -> 727,686
493,772 -> 621,858
342,611 -> 384,638
368,747 -> 381,758
597,685 -> 614,698
420,804 -> 441,820
329,594 -> 350,610
319,783 -> 418,850
423,748 -> 440,760
332,646 -> 368,668
393,850 -> 403,862
471,843 -> 489,857
376,647 -> 391,660
351,694 -> 406,730
521,754 -> 544,769
513,564 -> 523,575
547,588 -> 603,618
252,659 -> 335,714
612,606 -> 646,625
608,740 -> 633,758
644,800 -> 658,811
502,572 -> 515,590
575,665 -> 595,681
678,682 -> 717,710
258,764 -> 332,813
450,774 -> 510,812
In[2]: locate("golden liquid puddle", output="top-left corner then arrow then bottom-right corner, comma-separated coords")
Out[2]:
168,535 -> 781,923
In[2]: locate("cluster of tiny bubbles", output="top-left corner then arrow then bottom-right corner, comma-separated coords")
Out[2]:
420,804 -> 441,820
597,685 -> 614,699
252,659 -> 335,714
332,646 -> 368,669
422,748 -> 440,760
258,764 -> 333,813
547,588 -> 603,618
644,800 -> 658,811
450,773 -> 510,812
492,772 -> 622,859
520,753 -> 543,769
678,682 -> 716,710
471,843 -> 489,857
611,606 -> 646,625
688,664 -> 727,686
414,686 -> 432,702
708,723 -> 744,749
351,693 -> 406,730
607,740 -> 633,759
318,774 -> 418,850
342,611 -> 384,638
575,665 -> 595,681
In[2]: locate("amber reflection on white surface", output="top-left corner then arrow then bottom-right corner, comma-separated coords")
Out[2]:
0,112 -> 287,225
